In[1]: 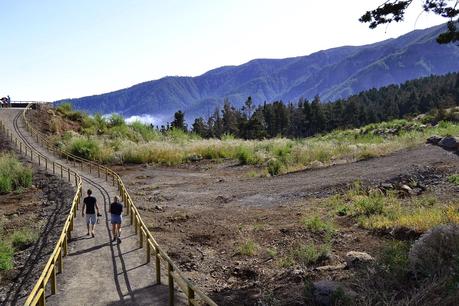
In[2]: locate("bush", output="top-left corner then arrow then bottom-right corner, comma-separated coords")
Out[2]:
302,216 -> 335,236
448,174 -> 459,185
380,240 -> 410,276
69,138 -> 100,160
0,242 -> 13,271
11,229 -> 37,251
238,240 -> 258,256
354,194 -> 385,217
237,146 -> 256,165
0,153 -> 32,193
267,158 -> 283,176
409,224 -> 459,278
292,243 -> 330,266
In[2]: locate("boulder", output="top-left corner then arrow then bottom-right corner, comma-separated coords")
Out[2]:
345,251 -> 374,267
438,136 -> 459,150
313,280 -> 356,306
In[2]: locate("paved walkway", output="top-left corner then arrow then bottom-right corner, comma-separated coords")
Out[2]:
0,109 -> 185,306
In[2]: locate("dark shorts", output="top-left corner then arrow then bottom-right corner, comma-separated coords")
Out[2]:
111,214 -> 122,224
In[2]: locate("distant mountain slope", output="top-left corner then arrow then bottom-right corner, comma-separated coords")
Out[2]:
60,24 -> 459,119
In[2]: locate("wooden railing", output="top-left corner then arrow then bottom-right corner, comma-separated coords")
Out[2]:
0,116 -> 83,306
22,104 -> 217,306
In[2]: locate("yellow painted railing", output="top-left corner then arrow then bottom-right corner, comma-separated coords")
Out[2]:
0,116 -> 83,306
22,104 -> 217,306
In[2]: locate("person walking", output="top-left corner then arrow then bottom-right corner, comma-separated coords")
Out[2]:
82,189 -> 100,237
110,195 -> 123,243
6,95 -> 11,108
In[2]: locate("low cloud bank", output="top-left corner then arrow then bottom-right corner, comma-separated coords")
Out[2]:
125,114 -> 166,126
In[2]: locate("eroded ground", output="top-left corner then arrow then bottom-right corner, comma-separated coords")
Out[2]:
115,144 -> 459,305
0,133 -> 75,305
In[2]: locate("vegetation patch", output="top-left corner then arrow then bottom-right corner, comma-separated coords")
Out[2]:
448,174 -> 459,185
0,241 -> 13,271
0,153 -> 32,193
237,239 -> 258,256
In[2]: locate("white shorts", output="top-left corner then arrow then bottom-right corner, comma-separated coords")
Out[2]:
86,214 -> 97,225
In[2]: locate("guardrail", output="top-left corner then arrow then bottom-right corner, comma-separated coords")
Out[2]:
22,104 -> 217,306
0,115 -> 83,306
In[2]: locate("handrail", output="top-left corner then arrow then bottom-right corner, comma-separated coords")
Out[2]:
0,109 -> 83,306
22,104 -> 217,306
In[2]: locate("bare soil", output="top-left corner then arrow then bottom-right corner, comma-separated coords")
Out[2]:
113,144 -> 459,305
0,132 -> 75,305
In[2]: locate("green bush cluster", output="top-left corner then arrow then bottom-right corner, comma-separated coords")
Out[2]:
0,242 -> 13,270
0,153 -> 32,193
69,138 -> 101,160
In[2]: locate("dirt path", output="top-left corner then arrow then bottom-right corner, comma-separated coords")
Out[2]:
118,144 -> 459,210
0,109 -> 185,306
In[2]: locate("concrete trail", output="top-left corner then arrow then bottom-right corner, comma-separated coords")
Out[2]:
0,109 -> 185,306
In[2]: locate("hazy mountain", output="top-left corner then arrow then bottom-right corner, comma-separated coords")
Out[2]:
59,24 -> 459,121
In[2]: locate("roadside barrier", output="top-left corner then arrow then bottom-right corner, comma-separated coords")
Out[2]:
0,116 -> 83,306
21,104 -> 217,306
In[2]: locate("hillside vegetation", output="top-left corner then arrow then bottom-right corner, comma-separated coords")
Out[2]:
48,102 -> 459,177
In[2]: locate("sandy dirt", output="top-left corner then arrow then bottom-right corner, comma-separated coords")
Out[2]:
115,145 -> 459,305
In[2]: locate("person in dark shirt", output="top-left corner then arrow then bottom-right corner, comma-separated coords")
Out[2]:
82,189 -> 100,237
109,195 -> 123,243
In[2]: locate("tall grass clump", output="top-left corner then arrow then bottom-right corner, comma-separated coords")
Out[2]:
11,229 -> 37,251
0,242 -> 13,270
291,243 -> 331,266
68,137 -> 101,160
302,216 -> 335,236
0,153 -> 32,193
238,239 -> 258,256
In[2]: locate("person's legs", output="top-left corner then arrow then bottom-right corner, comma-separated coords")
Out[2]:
112,223 -> 117,241
116,224 -> 122,243
85,215 -> 90,235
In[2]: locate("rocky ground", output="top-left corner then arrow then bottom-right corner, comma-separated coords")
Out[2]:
114,144 -> 459,305
0,133 -> 75,305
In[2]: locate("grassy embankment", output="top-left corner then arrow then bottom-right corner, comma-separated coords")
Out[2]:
0,153 -> 35,271
52,104 -> 459,175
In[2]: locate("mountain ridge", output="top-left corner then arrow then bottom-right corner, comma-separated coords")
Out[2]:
59,24 -> 459,120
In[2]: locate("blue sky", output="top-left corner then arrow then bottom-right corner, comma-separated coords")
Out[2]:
0,0 -> 445,101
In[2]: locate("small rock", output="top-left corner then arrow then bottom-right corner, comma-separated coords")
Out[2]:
154,205 -> 163,211
426,135 -> 442,145
400,184 -> 414,195
314,263 -> 347,271
438,136 -> 459,150
345,251 -> 374,267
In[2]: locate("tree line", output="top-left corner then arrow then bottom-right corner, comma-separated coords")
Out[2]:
165,72 -> 459,139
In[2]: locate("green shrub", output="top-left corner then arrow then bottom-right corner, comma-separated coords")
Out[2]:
237,146 -> 256,165
380,240 -> 410,276
448,174 -> 459,185
0,242 -> 13,270
354,194 -> 385,217
69,138 -> 100,160
292,243 -> 330,266
267,158 -> 283,176
302,216 -> 335,235
238,240 -> 258,256
108,114 -> 125,127
0,176 -> 12,193
11,229 -> 37,250
0,153 -> 32,193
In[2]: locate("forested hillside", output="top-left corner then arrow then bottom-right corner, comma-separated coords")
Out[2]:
185,73 -> 459,139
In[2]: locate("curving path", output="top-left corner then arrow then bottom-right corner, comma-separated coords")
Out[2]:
0,108 -> 185,306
